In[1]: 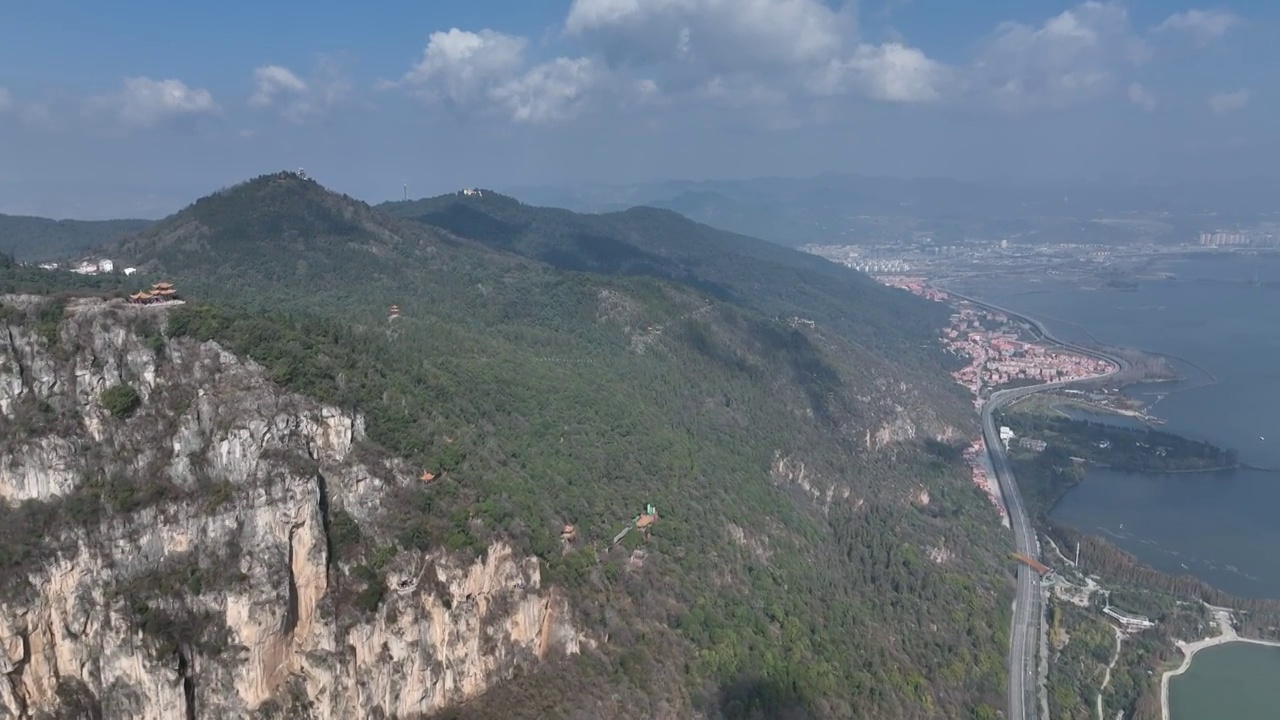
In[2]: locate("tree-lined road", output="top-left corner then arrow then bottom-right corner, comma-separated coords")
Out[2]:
953,290 -> 1129,720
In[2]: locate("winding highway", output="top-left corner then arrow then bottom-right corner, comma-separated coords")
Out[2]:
952,290 -> 1130,720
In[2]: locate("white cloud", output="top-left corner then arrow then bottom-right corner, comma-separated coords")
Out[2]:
972,2 -> 1149,111
1154,9 -> 1239,45
249,59 -> 350,123
397,29 -> 528,105
1208,88 -> 1249,114
823,43 -> 951,103
565,0 -> 848,73
492,57 -> 601,124
88,77 -> 219,129
634,78 -> 662,103
562,0 -> 951,111
1127,82 -> 1156,111
0,88 -> 11,112
386,1 -> 1241,124
250,65 -> 307,107
392,28 -> 600,123
386,0 -> 959,122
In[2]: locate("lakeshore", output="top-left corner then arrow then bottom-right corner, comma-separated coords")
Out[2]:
987,259 -> 1280,719
828,249 -> 1280,717
942,255 -> 1280,718
961,261 -> 1280,598
1161,608 -> 1280,720
882,253 -> 1280,717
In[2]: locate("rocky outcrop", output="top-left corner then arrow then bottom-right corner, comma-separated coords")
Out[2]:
0,296 -> 585,719
769,451 -> 858,513
868,377 -> 966,451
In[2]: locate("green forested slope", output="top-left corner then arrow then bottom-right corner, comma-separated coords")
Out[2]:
5,172 -> 1014,718
378,190 -> 953,371
0,214 -> 151,262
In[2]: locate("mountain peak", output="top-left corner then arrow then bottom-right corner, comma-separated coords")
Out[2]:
190,171 -> 348,218
107,172 -> 431,287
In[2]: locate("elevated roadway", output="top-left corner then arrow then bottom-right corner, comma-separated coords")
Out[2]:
952,289 -> 1129,720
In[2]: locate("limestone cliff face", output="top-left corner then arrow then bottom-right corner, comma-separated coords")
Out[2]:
0,296 -> 584,719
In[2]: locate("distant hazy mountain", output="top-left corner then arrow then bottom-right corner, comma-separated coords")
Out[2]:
0,214 -> 152,262
508,174 -> 1280,247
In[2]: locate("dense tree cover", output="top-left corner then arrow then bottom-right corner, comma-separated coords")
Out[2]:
1044,597 -> 1197,720
1008,444 -> 1085,519
1046,601 -> 1116,720
3,174 -> 1013,718
158,297 -> 1009,718
1002,413 -> 1238,474
1038,522 -> 1280,718
379,190 -> 962,375
0,214 -> 151,262
1049,524 -> 1280,630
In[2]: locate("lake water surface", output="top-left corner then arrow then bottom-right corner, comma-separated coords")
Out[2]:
973,252 -> 1280,598
1167,643 -> 1280,720
965,252 -> 1280,719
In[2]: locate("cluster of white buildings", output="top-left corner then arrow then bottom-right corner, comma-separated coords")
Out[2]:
36,258 -> 136,276
1197,231 -> 1279,247
850,258 -> 910,274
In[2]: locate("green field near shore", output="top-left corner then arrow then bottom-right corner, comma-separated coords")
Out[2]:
1010,393 -> 1145,421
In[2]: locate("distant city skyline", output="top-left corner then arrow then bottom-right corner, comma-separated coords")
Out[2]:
1,0 -> 1275,219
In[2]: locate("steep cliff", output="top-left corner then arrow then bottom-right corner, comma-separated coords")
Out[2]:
0,296 -> 585,719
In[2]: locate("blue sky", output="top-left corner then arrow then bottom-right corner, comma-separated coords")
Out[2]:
0,0 -> 1274,218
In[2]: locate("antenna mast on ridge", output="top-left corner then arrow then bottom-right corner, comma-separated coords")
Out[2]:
403,182 -> 408,201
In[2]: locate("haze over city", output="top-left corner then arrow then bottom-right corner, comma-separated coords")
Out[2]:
1,0 -> 1275,219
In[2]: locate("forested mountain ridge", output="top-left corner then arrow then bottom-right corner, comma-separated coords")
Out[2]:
378,189 -> 954,372
2,172 -> 1012,718
0,214 -> 151,262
